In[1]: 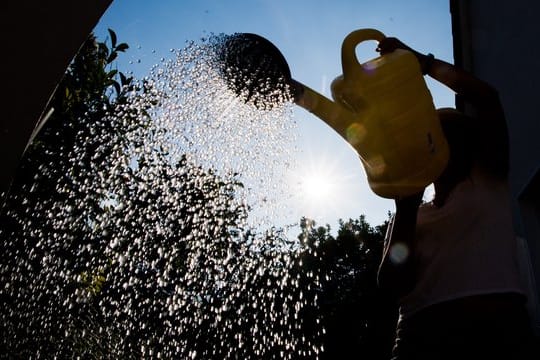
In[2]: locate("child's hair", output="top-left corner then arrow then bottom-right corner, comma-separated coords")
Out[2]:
437,108 -> 475,180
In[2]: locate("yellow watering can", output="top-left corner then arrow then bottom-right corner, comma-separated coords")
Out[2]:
221,29 -> 449,199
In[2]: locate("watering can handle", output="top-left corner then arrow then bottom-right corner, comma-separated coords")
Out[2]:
342,28 -> 386,79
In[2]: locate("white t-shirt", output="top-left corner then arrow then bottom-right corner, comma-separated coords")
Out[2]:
399,168 -> 526,319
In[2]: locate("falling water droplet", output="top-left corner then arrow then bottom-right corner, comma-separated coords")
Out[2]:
0,34 -> 325,359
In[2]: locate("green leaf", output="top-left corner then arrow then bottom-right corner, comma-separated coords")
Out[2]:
107,51 -> 118,64
116,43 -> 129,52
112,81 -> 121,96
119,72 -> 128,86
98,42 -> 109,58
107,69 -> 118,78
108,28 -> 117,48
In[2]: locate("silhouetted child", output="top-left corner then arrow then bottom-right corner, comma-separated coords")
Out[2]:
377,37 -> 535,360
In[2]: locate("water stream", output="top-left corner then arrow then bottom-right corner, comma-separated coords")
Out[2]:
0,35 -> 324,358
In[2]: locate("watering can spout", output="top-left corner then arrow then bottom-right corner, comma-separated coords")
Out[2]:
292,80 -> 359,139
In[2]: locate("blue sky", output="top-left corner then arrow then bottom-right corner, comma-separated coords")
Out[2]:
94,0 -> 454,229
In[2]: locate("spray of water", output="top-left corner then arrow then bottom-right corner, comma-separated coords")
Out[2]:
0,35 -> 324,358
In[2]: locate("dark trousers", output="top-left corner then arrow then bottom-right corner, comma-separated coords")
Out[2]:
392,293 -> 536,360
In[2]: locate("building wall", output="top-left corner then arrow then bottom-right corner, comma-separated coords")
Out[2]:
450,0 -> 540,333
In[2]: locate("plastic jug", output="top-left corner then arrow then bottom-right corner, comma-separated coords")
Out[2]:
297,28 -> 449,198
221,29 -> 449,199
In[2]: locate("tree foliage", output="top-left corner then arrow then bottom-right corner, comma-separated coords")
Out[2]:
291,216 -> 398,359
